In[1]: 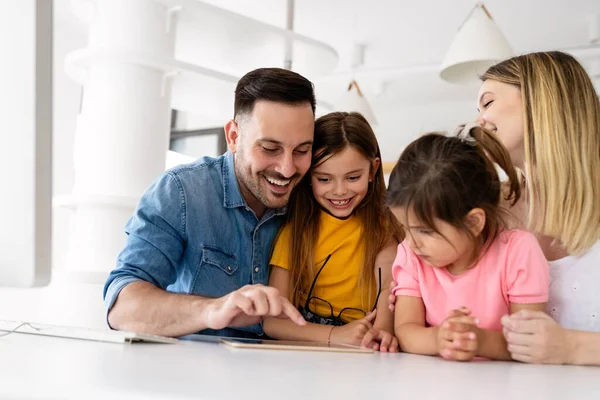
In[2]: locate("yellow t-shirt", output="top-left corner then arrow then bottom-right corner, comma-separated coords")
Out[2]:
270,210 -> 376,322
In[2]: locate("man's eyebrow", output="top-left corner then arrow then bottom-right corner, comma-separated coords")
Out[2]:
257,139 -> 282,145
257,139 -> 313,147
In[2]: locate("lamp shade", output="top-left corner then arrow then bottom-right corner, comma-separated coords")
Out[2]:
440,4 -> 514,84
335,80 -> 377,125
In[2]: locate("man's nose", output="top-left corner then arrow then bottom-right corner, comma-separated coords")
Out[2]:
276,151 -> 295,178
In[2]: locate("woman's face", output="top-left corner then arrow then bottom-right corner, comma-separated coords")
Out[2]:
476,79 -> 525,168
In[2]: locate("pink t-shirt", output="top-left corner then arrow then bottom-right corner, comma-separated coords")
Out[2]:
392,230 -> 549,331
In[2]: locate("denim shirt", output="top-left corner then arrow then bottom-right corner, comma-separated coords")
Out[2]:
103,152 -> 286,337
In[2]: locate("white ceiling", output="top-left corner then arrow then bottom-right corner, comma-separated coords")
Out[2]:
200,0 -> 599,65
55,0 -> 600,159
197,0 -> 600,103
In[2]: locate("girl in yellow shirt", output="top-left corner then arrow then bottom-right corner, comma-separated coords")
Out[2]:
264,112 -> 403,352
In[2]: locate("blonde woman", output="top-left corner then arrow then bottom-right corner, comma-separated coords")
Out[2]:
388,51 -> 600,365
476,51 -> 600,365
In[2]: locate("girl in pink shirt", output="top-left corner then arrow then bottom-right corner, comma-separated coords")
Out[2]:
387,124 -> 549,361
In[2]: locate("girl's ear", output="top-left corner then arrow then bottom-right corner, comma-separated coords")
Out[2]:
465,208 -> 486,237
370,157 -> 381,181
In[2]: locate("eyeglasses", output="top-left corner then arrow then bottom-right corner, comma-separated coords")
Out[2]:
299,254 -> 382,326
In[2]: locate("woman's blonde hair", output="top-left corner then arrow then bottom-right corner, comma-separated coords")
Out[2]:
482,51 -> 600,255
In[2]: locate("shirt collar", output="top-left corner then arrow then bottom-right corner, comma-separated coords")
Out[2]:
222,151 -> 245,208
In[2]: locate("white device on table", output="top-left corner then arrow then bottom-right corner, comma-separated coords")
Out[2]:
220,337 -> 374,353
0,320 -> 178,344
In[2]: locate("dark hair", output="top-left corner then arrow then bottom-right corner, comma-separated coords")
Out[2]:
234,68 -> 316,119
284,112 -> 404,308
386,126 -> 521,260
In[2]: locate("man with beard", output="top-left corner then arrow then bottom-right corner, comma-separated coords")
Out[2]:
104,68 -> 315,338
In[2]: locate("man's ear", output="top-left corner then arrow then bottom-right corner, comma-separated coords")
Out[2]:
224,120 -> 240,154
465,208 -> 486,237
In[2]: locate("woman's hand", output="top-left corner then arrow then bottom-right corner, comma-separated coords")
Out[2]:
501,310 -> 571,364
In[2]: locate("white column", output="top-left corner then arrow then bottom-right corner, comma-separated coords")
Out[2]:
62,0 -> 177,281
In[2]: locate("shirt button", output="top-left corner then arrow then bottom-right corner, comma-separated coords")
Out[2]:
227,266 -> 232,272
254,267 -> 259,273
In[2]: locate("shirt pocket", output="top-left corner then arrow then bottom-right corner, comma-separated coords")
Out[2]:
191,246 -> 240,297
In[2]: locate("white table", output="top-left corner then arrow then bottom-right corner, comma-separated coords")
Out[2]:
0,334 -> 598,399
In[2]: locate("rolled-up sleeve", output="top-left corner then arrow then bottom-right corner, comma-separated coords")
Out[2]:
103,172 -> 187,325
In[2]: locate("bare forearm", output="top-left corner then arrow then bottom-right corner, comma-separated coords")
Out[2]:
478,329 -> 511,360
569,330 -> 600,366
263,317 -> 332,342
395,323 -> 438,355
108,281 -> 213,337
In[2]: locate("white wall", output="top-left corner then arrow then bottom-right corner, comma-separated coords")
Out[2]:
52,15 -> 85,276
375,100 -> 476,163
0,4 -> 107,329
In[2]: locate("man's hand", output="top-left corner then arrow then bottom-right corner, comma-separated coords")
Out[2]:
437,307 -> 480,361
205,284 -> 306,330
501,310 -> 571,364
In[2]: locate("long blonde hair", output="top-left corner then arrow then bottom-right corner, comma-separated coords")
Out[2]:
283,112 -> 404,308
482,51 -> 600,255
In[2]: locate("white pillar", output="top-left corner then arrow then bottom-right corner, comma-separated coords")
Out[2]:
62,0 -> 177,281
